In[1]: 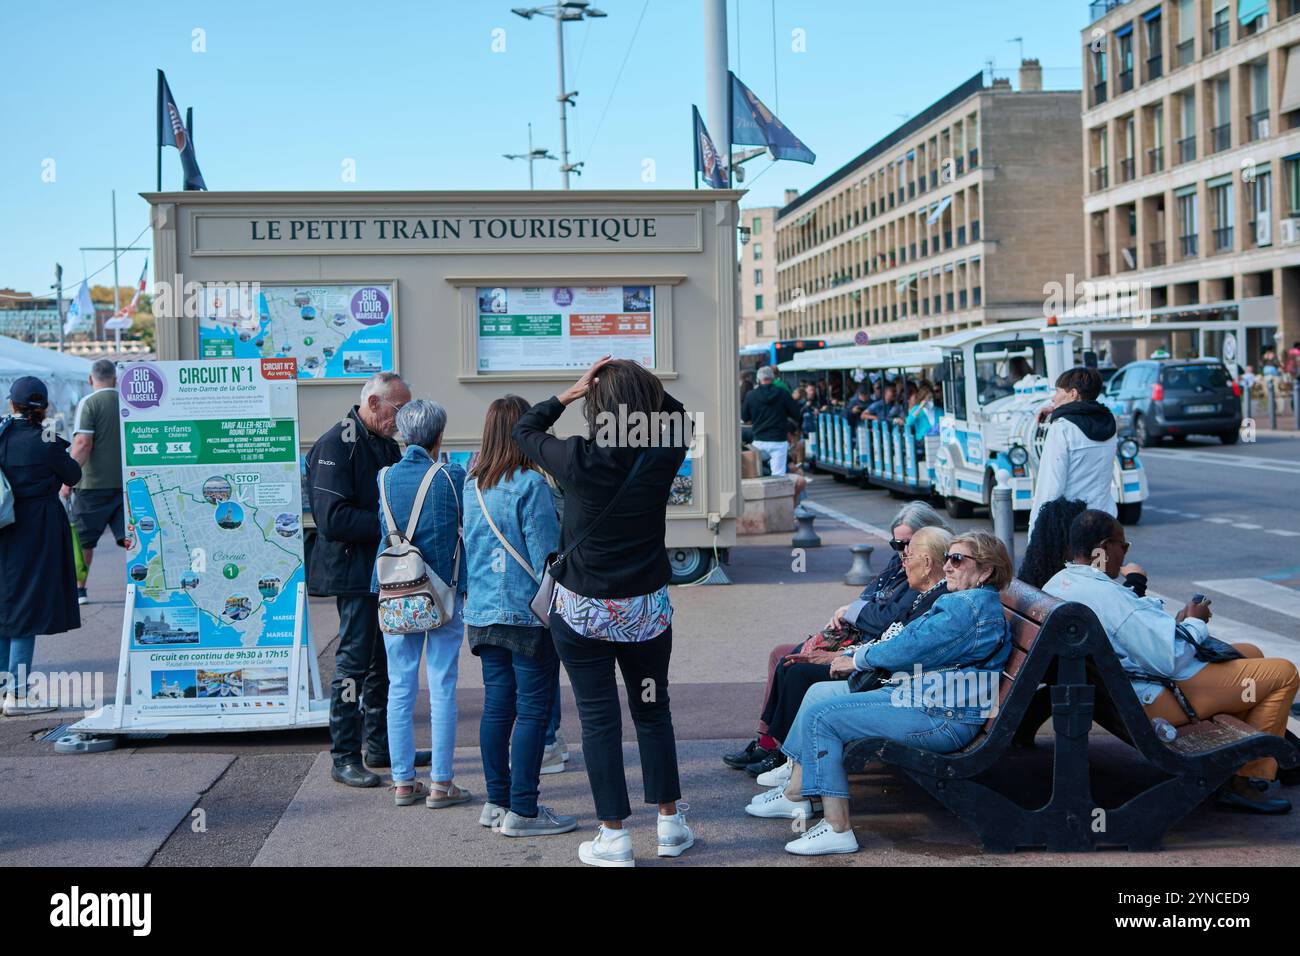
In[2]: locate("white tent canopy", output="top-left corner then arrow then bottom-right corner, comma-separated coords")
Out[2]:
0,335 -> 95,435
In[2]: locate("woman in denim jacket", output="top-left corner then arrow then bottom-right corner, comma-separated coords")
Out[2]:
749,530 -> 1013,857
462,396 -> 576,837
371,399 -> 468,808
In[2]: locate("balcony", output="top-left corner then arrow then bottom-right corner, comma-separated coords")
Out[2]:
1119,68 -> 1134,93
1091,165 -> 1110,191
1210,123 -> 1231,153
1093,81 -> 1108,107
1248,110 -> 1270,141
1095,252 -> 1110,275
1146,146 -> 1165,174
1177,135 -> 1196,164
1177,39 -> 1194,67
1209,22 -> 1228,52
1089,0 -> 1126,19
1213,225 -> 1234,252
1180,234 -> 1199,257
1145,53 -> 1163,81
1119,156 -> 1135,182
1149,239 -> 1167,266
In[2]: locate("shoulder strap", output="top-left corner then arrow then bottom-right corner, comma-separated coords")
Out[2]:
404,462 -> 443,542
378,466 -> 398,542
474,479 -> 539,584
556,452 -> 646,566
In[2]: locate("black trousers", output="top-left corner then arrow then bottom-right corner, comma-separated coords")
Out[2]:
550,615 -> 681,821
330,594 -> 390,765
761,659 -> 835,745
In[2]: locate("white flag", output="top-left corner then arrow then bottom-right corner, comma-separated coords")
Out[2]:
64,281 -> 96,335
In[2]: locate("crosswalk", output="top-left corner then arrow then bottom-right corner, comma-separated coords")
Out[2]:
1144,505 -> 1300,536
1139,448 -> 1300,476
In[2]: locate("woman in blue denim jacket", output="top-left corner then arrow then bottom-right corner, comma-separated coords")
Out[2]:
748,530 -> 1013,857
462,396 -> 576,837
371,399 -> 468,809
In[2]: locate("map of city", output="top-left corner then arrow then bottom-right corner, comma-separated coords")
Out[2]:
198,284 -> 394,380
126,468 -> 304,647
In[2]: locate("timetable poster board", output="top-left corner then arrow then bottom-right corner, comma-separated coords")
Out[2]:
199,283 -> 395,380
476,285 -> 654,372
117,359 -> 306,717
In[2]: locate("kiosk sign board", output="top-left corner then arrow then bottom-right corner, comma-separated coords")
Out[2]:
117,358 -> 311,720
476,285 -> 653,371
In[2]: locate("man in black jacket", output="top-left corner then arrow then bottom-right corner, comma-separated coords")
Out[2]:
308,371 -> 410,787
741,366 -> 802,475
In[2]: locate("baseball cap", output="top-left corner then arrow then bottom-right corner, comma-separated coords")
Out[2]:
7,375 -> 48,409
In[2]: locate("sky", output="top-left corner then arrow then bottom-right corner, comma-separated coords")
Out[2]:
0,0 -> 1092,296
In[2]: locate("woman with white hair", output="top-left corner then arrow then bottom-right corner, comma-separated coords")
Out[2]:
371,398 -> 470,808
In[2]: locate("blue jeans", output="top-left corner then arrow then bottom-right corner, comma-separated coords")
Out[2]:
781,683 -> 979,799
0,635 -> 35,694
383,603 -> 463,783
479,643 -> 559,817
545,675 -> 561,746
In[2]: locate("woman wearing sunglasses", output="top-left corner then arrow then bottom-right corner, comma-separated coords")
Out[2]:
748,530 -> 1013,857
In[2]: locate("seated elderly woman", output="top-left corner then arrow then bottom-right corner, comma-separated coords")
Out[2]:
746,530 -> 1013,857
750,526 -> 953,791
723,502 -> 952,778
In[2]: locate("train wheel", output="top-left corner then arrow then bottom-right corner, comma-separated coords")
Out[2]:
1117,502 -> 1142,526
667,547 -> 710,584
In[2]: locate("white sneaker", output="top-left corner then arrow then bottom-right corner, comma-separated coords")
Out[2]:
1,692 -> 54,716
745,785 -> 815,820
539,741 -> 566,775
656,803 -> 694,858
756,760 -> 793,788
479,802 -> 506,829
554,729 -> 570,762
577,825 -> 635,867
784,819 -> 859,856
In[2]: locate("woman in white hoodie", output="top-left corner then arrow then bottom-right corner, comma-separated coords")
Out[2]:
1028,366 -> 1116,542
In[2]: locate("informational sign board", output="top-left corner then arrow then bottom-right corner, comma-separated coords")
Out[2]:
198,283 -> 395,380
476,285 -> 653,372
113,358 -> 317,724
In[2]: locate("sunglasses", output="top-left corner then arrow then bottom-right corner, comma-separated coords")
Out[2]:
889,538 -> 909,552
943,552 -> 975,566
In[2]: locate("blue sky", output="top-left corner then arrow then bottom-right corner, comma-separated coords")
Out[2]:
0,0 -> 1089,296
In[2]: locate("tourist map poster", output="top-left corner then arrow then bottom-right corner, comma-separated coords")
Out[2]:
118,359 -> 305,716
198,283 -> 395,380
476,285 -> 654,372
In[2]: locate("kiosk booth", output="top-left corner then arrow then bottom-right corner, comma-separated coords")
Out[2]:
144,190 -> 742,581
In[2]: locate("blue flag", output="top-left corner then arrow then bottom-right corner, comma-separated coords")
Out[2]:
158,70 -> 207,190
693,106 -> 728,188
730,72 -> 815,165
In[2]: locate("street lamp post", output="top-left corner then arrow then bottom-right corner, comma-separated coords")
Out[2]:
511,1 -> 606,189
503,122 -> 558,189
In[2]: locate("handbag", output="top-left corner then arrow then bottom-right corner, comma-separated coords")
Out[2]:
529,453 -> 646,627
1178,622 -> 1243,664
375,463 -> 460,635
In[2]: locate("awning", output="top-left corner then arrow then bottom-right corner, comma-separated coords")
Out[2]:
1238,0 -> 1268,24
927,195 -> 952,224
1116,23 -> 1134,37
1142,6 -> 1162,21
1174,183 -> 1198,198
1282,46 -> 1300,114
1247,161 -> 1271,177
1207,172 -> 1234,189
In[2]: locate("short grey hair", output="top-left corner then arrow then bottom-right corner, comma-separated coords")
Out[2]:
91,359 -> 117,385
396,398 -> 446,449
360,370 -> 404,402
889,500 -> 949,535
756,365 -> 775,383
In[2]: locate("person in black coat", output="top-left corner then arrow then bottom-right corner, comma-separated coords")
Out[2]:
0,376 -> 81,714
306,371 -> 410,787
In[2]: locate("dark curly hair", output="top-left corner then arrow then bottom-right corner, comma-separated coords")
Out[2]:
1018,497 -> 1088,589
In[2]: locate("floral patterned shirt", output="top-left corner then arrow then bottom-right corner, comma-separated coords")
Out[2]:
552,581 -> 672,642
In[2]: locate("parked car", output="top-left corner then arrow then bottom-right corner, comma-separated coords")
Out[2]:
1101,358 -> 1243,446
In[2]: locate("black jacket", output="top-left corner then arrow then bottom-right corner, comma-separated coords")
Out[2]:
306,407 -> 401,597
513,393 -> 689,599
0,418 -> 81,635
848,553 -> 916,640
1050,400 -> 1116,442
741,384 -> 802,442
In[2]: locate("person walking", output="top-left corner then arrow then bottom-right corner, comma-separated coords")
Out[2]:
308,371 -> 421,788
741,365 -> 802,476
463,395 -> 575,836
1028,366 -> 1117,541
513,356 -> 694,866
62,359 -> 128,606
374,399 -> 470,809
0,377 -> 82,715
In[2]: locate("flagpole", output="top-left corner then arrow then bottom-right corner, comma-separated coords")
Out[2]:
112,190 -> 121,351
156,70 -> 163,191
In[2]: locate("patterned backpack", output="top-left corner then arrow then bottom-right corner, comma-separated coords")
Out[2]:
375,462 -> 460,634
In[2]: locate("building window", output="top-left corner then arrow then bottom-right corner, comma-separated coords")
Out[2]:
1248,62 -> 1270,141
755,294 -> 764,311
1250,168 -> 1273,245
1118,28 -> 1134,92
752,217 -> 762,235
1209,0 -> 1229,51
754,269 -> 763,286
1145,12 -> 1163,80
1092,47 -> 1108,106
1177,91 -> 1196,163
1286,156 -> 1300,215
1210,179 -> 1233,251
1210,77 -> 1231,152
1177,0 -> 1196,66
753,242 -> 763,261
1177,189 -> 1199,257
1148,103 -> 1165,173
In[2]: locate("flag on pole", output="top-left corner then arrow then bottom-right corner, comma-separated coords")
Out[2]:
158,70 -> 207,190
105,259 -> 147,330
692,106 -> 729,189
730,72 -> 816,164
63,281 -> 96,335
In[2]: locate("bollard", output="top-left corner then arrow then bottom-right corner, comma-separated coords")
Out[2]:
792,506 -> 822,548
844,544 -> 874,586
1268,378 -> 1278,431
1244,382 -> 1252,423
991,471 -> 1016,571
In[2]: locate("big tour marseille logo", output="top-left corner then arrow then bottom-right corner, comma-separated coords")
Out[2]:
120,364 -> 165,411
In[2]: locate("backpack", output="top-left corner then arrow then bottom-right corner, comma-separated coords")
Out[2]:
375,462 -> 460,635
0,418 -> 15,530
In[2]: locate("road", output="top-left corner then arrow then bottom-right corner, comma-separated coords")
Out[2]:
803,432 -> 1300,654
